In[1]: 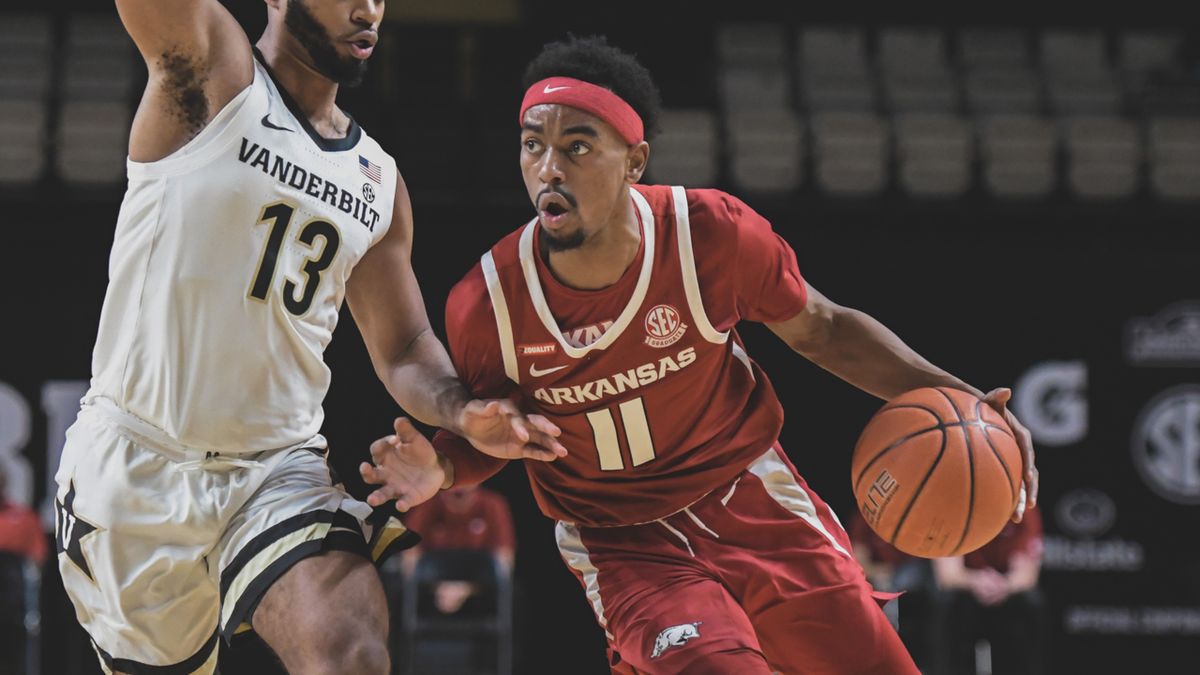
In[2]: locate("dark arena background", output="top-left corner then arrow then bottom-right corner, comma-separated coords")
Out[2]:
3,1 -> 1199,673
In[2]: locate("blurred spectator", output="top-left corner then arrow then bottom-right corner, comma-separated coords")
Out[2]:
933,507 -> 1046,675
0,467 -> 46,566
848,512 -> 935,669
1,467 -> 45,675
403,485 -> 515,615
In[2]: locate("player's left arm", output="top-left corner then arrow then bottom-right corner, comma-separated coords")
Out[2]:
346,173 -> 472,429
345,172 -> 561,458
711,190 -> 1036,517
766,286 -> 1037,519
767,284 -> 980,400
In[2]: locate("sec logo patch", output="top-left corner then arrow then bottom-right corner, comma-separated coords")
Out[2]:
644,304 -> 688,348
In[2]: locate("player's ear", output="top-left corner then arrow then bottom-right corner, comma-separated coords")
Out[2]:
625,141 -> 649,183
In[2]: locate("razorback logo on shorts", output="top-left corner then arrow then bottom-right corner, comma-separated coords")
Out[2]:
651,621 -> 703,659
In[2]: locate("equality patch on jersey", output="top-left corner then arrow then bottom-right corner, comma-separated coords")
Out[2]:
651,621 -> 703,659
519,342 -> 557,356
644,304 -> 688,348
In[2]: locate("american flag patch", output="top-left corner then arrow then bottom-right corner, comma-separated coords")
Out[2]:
359,155 -> 381,183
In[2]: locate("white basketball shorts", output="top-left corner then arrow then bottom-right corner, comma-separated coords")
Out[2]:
53,399 -> 416,674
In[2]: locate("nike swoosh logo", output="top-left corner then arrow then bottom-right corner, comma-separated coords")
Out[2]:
261,114 -> 294,132
543,85 -> 571,93
529,363 -> 569,378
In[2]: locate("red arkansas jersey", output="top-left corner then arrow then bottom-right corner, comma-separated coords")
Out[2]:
435,184 -> 808,527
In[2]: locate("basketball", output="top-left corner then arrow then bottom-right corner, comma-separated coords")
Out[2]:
851,387 -> 1023,558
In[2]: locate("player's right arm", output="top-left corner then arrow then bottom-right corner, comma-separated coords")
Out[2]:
115,0 -> 254,162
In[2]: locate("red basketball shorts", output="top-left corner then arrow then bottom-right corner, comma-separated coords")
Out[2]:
555,446 -> 920,675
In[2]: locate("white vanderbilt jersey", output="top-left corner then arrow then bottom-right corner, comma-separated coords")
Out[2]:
87,52 -> 396,454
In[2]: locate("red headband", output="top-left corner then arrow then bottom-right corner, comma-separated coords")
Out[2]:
519,77 -> 645,145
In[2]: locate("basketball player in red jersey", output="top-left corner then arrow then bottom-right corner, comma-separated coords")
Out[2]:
360,36 -> 1039,674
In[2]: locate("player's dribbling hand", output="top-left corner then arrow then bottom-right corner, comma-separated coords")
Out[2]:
981,387 -> 1038,523
359,417 -> 445,512
457,398 -> 568,462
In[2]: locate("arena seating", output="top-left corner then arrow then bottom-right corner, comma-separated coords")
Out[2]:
0,14 -> 51,185
1063,115 -> 1141,198
727,110 -> 805,193
58,14 -> 133,185
894,113 -> 973,197
1,13 -> 1196,202
646,109 -> 721,187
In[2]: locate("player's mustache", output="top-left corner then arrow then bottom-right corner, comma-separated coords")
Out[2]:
538,186 -> 577,209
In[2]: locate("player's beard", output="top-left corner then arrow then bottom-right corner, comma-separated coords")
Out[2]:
540,225 -> 587,252
285,0 -> 368,87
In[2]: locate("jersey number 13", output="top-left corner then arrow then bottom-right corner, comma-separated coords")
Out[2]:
247,201 -> 341,315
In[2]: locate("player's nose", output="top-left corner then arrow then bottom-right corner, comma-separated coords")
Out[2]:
349,0 -> 384,27
536,148 -> 566,185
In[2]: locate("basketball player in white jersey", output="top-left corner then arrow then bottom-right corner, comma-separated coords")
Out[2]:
53,1 -> 565,673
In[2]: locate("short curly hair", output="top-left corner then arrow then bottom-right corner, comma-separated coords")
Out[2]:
522,35 -> 662,142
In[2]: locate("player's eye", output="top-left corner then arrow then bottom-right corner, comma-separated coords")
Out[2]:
523,138 -> 542,153
569,141 -> 591,156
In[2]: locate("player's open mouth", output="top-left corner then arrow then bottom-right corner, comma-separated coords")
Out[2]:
541,204 -> 572,227
538,195 -> 572,227
347,33 -> 376,59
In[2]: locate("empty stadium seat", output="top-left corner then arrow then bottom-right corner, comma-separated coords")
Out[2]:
1062,115 -> 1141,198
1041,30 -> 1121,114
810,112 -> 889,196
1117,31 -> 1195,115
966,69 -> 1043,115
797,27 -> 877,112
0,100 -> 46,185
56,101 -> 130,185
1147,116 -> 1200,199
63,14 -> 136,101
0,12 -> 52,48
717,23 -> 788,67
894,113 -> 973,197
727,110 -> 805,193
958,28 -> 1032,70
649,109 -> 720,187
959,28 -> 1042,115
878,28 -> 958,113
978,115 -> 1058,198
0,13 -> 52,99
1118,30 -> 1183,85
717,66 -> 792,112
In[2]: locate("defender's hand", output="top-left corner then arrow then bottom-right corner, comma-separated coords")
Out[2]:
359,417 -> 445,512
981,388 -> 1038,522
457,399 -> 567,462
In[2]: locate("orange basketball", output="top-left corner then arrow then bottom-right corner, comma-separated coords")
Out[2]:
851,387 -> 1023,558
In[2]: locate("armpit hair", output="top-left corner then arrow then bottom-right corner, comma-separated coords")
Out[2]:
157,50 -> 210,138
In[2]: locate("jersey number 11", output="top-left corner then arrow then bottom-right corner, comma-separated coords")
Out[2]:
587,397 -> 657,471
